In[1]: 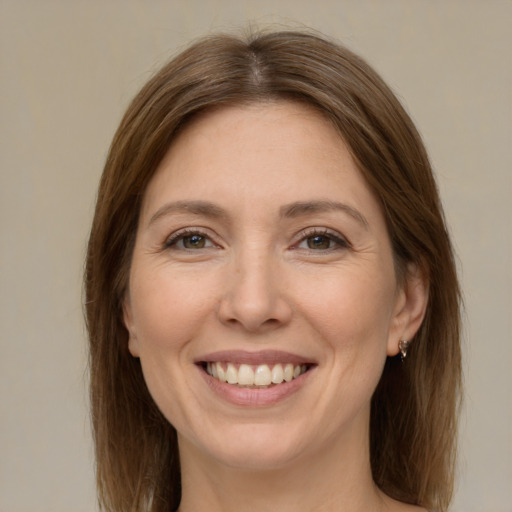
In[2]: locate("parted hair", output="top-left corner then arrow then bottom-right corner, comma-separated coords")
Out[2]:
85,30 -> 461,512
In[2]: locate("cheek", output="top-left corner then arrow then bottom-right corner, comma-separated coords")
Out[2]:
129,267 -> 219,358
285,267 -> 395,436
294,264 -> 397,346
127,267 -> 221,426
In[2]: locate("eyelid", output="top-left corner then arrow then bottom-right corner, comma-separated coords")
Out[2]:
161,226 -> 349,252
292,227 -> 351,250
163,227 -> 220,250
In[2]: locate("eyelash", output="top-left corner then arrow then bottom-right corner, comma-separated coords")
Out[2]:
294,228 -> 350,252
163,227 -> 350,253
163,228 -> 216,250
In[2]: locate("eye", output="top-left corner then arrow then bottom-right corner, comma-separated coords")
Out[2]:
164,230 -> 216,250
295,229 -> 350,251
303,234 -> 333,250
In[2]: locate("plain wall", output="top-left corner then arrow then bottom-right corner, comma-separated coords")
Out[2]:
1,1 -> 510,511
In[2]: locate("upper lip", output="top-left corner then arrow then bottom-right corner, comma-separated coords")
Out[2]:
194,350 -> 317,366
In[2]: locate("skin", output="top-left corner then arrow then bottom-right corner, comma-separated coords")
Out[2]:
123,102 -> 428,512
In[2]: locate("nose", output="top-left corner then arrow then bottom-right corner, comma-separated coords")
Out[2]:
217,249 -> 293,333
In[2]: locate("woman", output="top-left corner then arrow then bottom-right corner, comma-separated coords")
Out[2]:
85,30 -> 461,512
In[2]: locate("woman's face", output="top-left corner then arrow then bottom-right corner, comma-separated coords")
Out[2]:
124,102 -> 424,471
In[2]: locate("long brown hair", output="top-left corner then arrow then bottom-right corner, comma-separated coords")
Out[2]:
85,30 -> 461,512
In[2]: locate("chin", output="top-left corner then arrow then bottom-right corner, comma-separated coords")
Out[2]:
185,422 -> 312,472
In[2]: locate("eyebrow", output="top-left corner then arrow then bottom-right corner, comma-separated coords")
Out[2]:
280,200 -> 369,229
147,199 -> 369,229
147,200 -> 227,227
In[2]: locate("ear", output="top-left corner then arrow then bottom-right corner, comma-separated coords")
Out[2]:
122,295 -> 140,358
387,263 -> 429,356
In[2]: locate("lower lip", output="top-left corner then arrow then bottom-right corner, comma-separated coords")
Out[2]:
197,365 -> 314,407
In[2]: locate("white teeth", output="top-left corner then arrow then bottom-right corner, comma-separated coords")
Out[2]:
271,364 -> 284,384
226,363 -> 238,384
205,362 -> 308,387
238,364 -> 255,385
254,364 -> 271,386
216,362 -> 227,382
283,363 -> 294,382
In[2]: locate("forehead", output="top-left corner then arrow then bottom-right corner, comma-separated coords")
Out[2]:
140,101 -> 381,224
174,100 -> 345,159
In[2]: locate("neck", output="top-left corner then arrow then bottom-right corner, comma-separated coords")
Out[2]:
176,426 -> 387,512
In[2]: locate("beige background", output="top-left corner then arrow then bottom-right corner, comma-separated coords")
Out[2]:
1,1 -> 510,511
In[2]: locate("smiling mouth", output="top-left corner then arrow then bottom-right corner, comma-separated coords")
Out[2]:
202,362 -> 311,388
